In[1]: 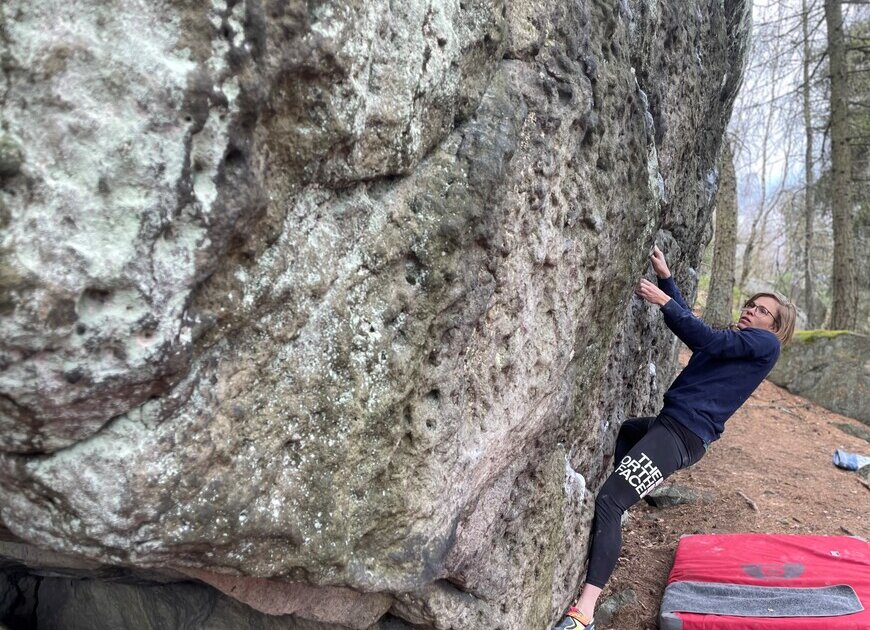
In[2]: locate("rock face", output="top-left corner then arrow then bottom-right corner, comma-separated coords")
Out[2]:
0,0 -> 748,628
768,332 -> 870,425
6,575 -> 325,630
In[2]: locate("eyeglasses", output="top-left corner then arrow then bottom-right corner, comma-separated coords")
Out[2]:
742,301 -> 774,319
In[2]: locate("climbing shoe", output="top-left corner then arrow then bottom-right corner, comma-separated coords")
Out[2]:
553,606 -> 594,630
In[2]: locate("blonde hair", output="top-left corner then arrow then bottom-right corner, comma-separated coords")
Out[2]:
744,292 -> 797,345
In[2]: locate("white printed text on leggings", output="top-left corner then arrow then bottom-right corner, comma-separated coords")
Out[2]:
615,452 -> 663,497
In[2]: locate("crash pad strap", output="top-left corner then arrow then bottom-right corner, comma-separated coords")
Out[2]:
661,581 -> 864,618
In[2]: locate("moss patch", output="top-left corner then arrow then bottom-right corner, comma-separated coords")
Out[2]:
793,329 -> 852,343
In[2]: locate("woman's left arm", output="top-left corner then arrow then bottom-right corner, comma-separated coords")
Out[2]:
660,301 -> 779,359
635,279 -> 779,359
656,276 -> 690,311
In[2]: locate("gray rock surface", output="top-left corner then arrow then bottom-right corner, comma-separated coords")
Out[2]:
36,577 -> 325,630
643,483 -> 705,508
0,573 -> 13,621
0,573 -> 37,629
833,422 -> 870,443
179,567 -> 392,628
0,539 -> 186,584
768,332 -> 870,425
594,588 -> 637,628
0,0 -> 749,627
3,570 -> 435,629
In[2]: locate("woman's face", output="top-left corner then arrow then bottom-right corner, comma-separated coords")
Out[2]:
737,295 -> 779,332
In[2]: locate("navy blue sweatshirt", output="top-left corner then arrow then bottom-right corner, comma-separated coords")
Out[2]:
656,276 -> 780,444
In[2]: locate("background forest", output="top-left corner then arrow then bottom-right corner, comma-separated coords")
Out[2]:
701,0 -> 870,333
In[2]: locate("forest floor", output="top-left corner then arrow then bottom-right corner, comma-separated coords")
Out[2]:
599,350 -> 870,630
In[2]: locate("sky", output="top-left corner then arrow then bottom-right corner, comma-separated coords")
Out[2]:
731,0 -> 870,217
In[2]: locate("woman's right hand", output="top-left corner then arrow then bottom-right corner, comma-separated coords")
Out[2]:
650,245 -> 671,279
635,278 -> 671,306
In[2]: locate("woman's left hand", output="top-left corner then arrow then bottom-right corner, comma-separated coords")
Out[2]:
635,278 -> 672,307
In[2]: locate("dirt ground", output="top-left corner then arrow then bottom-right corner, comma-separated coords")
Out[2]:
599,350 -> 870,630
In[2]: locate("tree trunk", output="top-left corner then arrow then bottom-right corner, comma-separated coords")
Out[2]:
706,140 -> 738,327
825,0 -> 858,329
737,34 -> 780,300
801,0 -> 816,327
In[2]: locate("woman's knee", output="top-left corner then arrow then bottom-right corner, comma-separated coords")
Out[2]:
616,418 -> 643,444
614,416 -> 654,463
594,489 -> 623,519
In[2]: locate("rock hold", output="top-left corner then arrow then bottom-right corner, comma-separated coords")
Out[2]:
0,135 -> 22,179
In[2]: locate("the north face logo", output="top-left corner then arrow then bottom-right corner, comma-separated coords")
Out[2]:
615,452 -> 663,497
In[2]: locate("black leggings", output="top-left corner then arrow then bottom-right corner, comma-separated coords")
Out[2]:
584,414 -> 707,588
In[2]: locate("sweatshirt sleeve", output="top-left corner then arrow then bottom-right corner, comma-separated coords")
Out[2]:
657,276 -> 690,311
660,300 -> 780,360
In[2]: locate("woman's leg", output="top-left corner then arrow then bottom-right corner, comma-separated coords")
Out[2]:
569,416 -> 654,619
613,416 -> 657,464
573,415 -> 705,619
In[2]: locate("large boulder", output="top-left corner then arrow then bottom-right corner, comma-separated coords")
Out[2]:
768,331 -> 870,425
0,0 -> 749,627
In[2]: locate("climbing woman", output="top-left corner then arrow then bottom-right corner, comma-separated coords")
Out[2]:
553,245 -> 797,630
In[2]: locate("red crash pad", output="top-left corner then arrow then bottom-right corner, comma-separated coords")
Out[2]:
661,533 -> 870,629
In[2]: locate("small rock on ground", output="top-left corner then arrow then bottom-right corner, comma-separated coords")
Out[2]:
594,589 -> 637,628
643,484 -> 704,508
